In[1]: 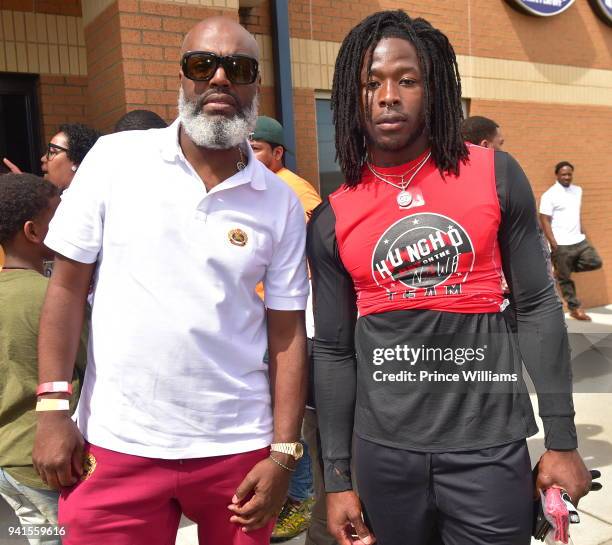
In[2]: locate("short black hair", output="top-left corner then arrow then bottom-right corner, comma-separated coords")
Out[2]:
58,123 -> 101,165
462,116 -> 499,146
332,10 -> 468,186
114,110 -> 168,132
0,173 -> 59,245
555,161 -> 574,174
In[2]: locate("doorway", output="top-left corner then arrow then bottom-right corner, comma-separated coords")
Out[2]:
0,73 -> 42,175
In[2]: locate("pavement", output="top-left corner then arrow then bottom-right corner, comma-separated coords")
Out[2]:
2,306 -> 611,545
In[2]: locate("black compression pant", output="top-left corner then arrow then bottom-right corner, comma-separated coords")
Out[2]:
354,436 -> 533,545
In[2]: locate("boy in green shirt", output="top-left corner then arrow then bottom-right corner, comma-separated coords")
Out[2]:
0,173 -> 85,544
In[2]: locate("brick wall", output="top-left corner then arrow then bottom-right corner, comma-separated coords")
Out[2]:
286,0 -> 612,70
274,0 -> 612,305
38,74 -> 88,141
0,2 -> 87,148
470,99 -> 612,308
257,84 -> 276,118
292,87 -> 319,188
239,0 -> 271,35
82,0 -> 238,133
84,1 -> 124,132
0,0 -> 81,17
3,0 -> 610,305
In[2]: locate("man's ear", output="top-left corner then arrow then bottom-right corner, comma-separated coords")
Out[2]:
23,220 -> 41,244
273,145 -> 284,162
479,139 -> 490,148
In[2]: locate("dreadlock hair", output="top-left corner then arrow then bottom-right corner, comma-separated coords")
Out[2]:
331,10 -> 468,186
0,173 -> 59,245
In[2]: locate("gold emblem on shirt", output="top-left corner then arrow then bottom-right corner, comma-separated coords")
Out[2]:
228,229 -> 248,247
81,452 -> 97,481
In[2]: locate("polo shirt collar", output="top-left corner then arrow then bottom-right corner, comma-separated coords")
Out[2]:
160,118 -> 266,192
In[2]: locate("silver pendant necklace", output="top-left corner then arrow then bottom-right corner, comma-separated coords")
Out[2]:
367,151 -> 432,208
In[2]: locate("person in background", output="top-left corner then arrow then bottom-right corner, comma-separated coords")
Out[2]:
539,161 -> 603,321
250,116 -> 321,220
462,115 -> 519,331
250,116 -> 332,544
0,173 -> 86,545
41,123 -> 101,190
114,109 -> 168,132
462,115 -> 504,151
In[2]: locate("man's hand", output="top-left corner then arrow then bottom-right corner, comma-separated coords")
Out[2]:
32,412 -> 84,490
327,490 -> 375,545
539,213 -> 557,253
536,450 -> 592,505
227,457 -> 291,532
2,157 -> 22,173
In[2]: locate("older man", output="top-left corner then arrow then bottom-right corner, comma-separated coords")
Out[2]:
32,17 -> 308,545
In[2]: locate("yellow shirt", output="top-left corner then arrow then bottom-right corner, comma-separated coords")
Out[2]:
257,168 -> 322,300
274,168 -> 322,221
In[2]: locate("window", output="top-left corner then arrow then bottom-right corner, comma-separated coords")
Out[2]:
315,97 -> 343,199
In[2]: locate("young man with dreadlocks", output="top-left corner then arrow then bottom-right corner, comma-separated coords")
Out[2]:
307,10 -> 591,545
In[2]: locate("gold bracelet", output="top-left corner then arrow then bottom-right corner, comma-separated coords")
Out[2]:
36,398 -> 70,412
269,454 -> 296,472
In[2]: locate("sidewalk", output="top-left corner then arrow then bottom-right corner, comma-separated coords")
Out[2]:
527,305 -> 612,545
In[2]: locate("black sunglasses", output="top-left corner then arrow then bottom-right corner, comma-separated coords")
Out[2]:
46,142 -> 69,161
181,51 -> 259,85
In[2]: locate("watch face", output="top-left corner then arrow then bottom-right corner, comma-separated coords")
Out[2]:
295,442 -> 304,459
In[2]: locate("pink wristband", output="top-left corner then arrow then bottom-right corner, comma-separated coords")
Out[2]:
36,381 -> 73,396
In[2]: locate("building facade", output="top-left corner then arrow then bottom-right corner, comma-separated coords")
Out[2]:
0,0 -> 611,306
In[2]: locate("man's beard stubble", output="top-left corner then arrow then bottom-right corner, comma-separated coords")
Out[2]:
178,88 -> 258,150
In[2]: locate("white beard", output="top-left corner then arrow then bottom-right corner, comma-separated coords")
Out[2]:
178,88 -> 258,150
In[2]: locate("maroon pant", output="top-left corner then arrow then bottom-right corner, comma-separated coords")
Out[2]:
59,443 -> 273,545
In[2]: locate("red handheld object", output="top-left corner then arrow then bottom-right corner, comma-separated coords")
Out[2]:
543,488 -> 569,543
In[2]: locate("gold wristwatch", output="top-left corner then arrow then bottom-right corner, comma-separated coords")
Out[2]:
270,442 -> 304,461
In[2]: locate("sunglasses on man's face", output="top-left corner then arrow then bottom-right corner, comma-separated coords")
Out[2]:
46,142 -> 69,161
181,51 -> 259,85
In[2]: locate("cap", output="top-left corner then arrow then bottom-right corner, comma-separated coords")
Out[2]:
250,116 -> 292,153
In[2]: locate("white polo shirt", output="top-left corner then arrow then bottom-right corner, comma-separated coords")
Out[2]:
45,120 -> 309,459
539,181 -> 585,246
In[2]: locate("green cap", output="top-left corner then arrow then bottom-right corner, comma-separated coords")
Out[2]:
250,116 -> 292,153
